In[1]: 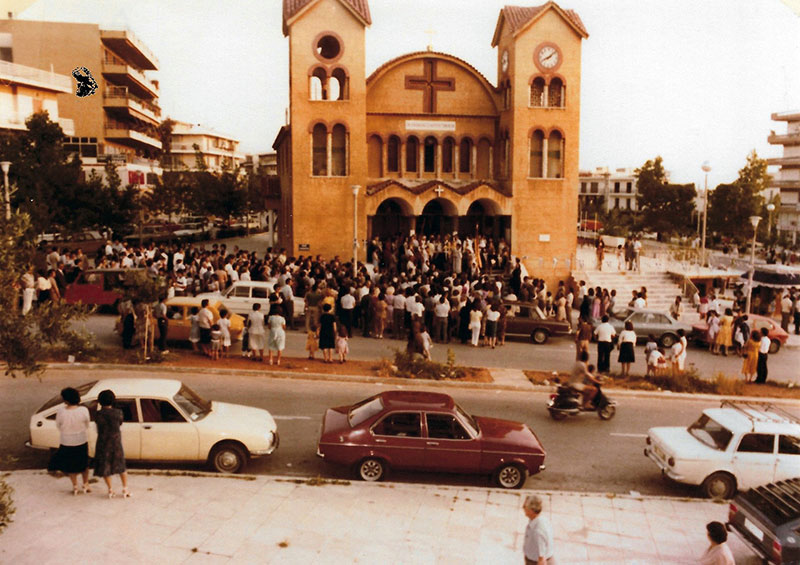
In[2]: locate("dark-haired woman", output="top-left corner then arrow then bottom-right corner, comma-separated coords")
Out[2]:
93,389 -> 130,498
617,321 -> 636,377
48,387 -> 91,495
319,303 -> 337,363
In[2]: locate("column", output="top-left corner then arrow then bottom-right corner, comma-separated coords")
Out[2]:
454,144 -> 460,180
543,84 -> 549,107
487,145 -> 492,179
382,138 -> 388,177
542,138 -> 548,178
326,131 -> 332,176
418,142 -> 424,179
400,141 -> 406,179
436,142 -> 442,178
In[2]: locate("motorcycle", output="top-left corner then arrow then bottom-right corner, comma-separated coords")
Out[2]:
547,382 -> 616,421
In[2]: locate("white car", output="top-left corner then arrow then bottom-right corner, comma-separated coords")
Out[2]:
197,280 -> 305,320
27,379 -> 279,473
644,401 -> 800,499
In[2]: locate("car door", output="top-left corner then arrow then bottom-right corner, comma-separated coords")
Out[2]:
80,398 -> 141,459
732,433 -> 777,489
167,305 -> 189,341
369,412 -> 426,470
775,434 -> 800,481
424,412 -> 481,473
228,284 -> 251,316
138,397 -> 200,460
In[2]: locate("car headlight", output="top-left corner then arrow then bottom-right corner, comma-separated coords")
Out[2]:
668,457 -> 675,467
646,436 -> 651,445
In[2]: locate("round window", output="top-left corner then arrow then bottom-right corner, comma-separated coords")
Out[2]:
316,35 -> 341,60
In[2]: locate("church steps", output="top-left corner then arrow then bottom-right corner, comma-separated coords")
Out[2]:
577,270 -> 685,313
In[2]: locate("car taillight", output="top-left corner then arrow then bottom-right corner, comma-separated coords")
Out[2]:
728,503 -> 737,522
646,436 -> 651,445
668,457 -> 675,467
549,394 -> 557,400
772,540 -> 782,563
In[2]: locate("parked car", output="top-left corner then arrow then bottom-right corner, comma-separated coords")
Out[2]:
692,314 -> 788,354
173,216 -> 211,242
317,390 -> 546,489
595,307 -> 693,348
644,400 -> 800,499
502,301 -> 570,344
63,268 -> 146,307
728,478 -> 800,564
165,297 -> 245,343
196,281 -> 306,321
37,230 -> 106,256
122,223 -> 178,245
26,378 -> 279,473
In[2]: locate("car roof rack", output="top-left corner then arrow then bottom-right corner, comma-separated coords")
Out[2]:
747,478 -> 800,523
720,400 -> 800,430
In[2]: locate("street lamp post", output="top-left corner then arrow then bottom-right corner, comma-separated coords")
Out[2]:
351,185 -> 360,280
766,203 -> 776,240
745,215 -> 763,315
700,161 -> 711,267
0,161 -> 11,221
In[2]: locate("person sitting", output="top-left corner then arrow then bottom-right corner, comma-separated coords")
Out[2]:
569,351 -> 602,409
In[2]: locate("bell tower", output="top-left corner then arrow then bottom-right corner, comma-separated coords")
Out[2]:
281,0 -> 370,259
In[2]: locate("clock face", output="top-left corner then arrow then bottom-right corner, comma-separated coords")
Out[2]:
537,45 -> 559,69
501,50 -> 509,73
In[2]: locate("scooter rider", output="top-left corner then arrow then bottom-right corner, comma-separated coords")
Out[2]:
569,351 -> 602,409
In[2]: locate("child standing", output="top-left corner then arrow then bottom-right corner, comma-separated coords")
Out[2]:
218,309 -> 231,358
210,323 -> 222,360
335,324 -> 349,363
420,327 -> 432,360
189,306 -> 200,352
306,322 -> 319,360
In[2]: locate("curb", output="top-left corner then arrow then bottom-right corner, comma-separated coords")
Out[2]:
41,362 -> 800,404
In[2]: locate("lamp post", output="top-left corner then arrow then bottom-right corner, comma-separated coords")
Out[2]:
700,161 -> 711,267
351,185 -> 360,280
766,203 -> 776,240
745,215 -> 762,315
0,161 -> 10,221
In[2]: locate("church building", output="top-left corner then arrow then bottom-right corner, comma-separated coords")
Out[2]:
274,0 -> 588,284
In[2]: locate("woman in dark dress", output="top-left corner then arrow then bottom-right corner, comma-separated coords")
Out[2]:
458,302 -> 471,344
93,389 -> 130,498
318,303 -> 337,363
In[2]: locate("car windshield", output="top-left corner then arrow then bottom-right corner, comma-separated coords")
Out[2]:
348,396 -> 384,427
687,414 -> 733,451
37,380 -> 98,413
173,384 -> 212,421
455,403 -> 479,436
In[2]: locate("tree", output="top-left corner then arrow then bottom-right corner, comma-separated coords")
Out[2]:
635,156 -> 696,236
707,151 -> 769,243
157,118 -> 176,170
144,172 -> 189,222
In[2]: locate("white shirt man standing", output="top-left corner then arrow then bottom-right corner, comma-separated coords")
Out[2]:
594,315 -> 616,374
523,494 -> 555,565
755,327 -> 771,384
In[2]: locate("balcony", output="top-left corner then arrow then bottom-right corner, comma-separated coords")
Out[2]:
770,179 -> 800,190
772,111 -> 800,122
0,60 -> 71,93
104,120 -> 162,150
103,87 -> 160,125
768,132 -> 800,146
100,29 -> 159,71
0,112 -> 74,136
767,156 -> 800,167
102,55 -> 158,99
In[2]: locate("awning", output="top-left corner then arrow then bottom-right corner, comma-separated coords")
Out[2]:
741,266 -> 800,288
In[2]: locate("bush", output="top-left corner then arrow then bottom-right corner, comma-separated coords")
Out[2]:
648,366 -> 717,394
0,476 -> 15,533
712,372 -> 746,396
389,348 -> 467,380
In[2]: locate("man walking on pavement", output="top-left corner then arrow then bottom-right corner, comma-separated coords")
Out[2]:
755,327 -> 771,384
523,494 -> 555,565
594,315 -> 616,374
153,295 -> 169,352
780,291 -> 792,332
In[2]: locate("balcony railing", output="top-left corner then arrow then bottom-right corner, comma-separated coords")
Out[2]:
767,156 -> 800,167
103,87 -> 161,121
0,60 -> 72,92
0,112 -> 74,135
768,132 -> 800,145
102,52 -> 159,95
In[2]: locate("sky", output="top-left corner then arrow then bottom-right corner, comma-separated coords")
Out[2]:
14,0 -> 800,190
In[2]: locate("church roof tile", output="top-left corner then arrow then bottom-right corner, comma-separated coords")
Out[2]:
283,0 -> 371,35
498,3 -> 588,41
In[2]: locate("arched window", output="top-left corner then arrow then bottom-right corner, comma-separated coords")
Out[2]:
312,123 -> 327,176
442,137 -> 455,174
331,68 -> 348,100
549,77 -> 563,108
331,124 -> 347,176
424,136 -> 437,173
310,68 -> 327,101
547,130 -> 563,178
529,130 -> 544,177
367,135 -> 382,178
459,138 -> 472,174
530,77 -> 545,107
387,135 -> 400,173
406,136 -> 419,172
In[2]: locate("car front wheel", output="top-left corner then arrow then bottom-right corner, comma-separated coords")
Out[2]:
532,329 -> 549,344
659,334 -> 677,348
494,463 -> 526,489
210,442 -> 247,474
358,458 -> 386,482
701,471 -> 736,499
769,340 -> 781,354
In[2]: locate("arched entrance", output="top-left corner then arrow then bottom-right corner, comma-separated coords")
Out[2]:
460,198 -> 511,243
369,197 -> 413,240
416,198 -> 457,237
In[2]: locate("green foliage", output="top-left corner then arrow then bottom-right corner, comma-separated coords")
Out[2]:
707,151 -> 769,244
635,156 -> 697,236
391,348 -> 467,380
144,172 -> 190,222
157,118 -> 176,169
115,270 -> 167,304
600,209 -> 636,237
0,475 -> 15,533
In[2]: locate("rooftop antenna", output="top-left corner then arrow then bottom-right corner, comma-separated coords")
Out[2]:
425,28 -> 436,52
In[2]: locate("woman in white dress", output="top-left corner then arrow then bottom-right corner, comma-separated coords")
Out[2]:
671,329 -> 688,375
266,303 -> 286,366
468,300 -> 483,347
218,309 -> 232,358
247,303 -> 266,362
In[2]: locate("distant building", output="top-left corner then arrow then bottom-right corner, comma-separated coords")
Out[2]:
578,167 -> 638,213
163,121 -> 245,173
767,110 -> 800,244
0,19 -> 163,187
0,59 -> 74,136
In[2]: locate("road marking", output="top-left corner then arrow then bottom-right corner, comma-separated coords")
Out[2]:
273,416 -> 313,420
610,433 -> 647,438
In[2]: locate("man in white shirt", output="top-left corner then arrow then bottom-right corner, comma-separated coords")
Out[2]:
594,315 -> 616,374
197,299 -> 214,357
433,296 -> 450,343
755,327 -> 771,384
780,292 -> 793,332
339,289 -> 356,336
392,291 -> 406,339
523,495 -> 555,565
632,292 -> 646,309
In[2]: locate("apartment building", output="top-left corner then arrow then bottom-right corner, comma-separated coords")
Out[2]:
164,121 -> 245,173
0,20 -> 162,187
767,110 -> 800,244
578,167 -> 638,212
0,58 -> 74,136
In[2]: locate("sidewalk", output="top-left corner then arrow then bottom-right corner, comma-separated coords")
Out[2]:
1,470 -> 760,564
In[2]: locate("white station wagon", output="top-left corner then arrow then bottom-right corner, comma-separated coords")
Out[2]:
196,281 -> 306,320
644,401 -> 800,499
27,379 -> 279,473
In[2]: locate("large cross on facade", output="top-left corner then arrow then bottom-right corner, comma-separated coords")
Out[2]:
404,59 -> 455,114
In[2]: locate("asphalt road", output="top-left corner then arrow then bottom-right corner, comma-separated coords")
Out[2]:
74,313 -> 800,384
6,367 -> 791,498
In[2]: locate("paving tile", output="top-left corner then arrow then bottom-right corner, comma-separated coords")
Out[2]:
588,545 -> 628,564
555,540 -> 590,563
267,545 -> 320,564
181,550 -> 232,564
163,521 -> 218,551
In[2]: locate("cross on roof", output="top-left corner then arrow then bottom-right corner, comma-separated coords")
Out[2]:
424,28 -> 436,52
404,59 -> 455,114
434,186 -> 445,197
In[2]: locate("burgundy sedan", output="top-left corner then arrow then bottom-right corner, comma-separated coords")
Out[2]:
692,314 -> 788,354
316,391 -> 546,489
